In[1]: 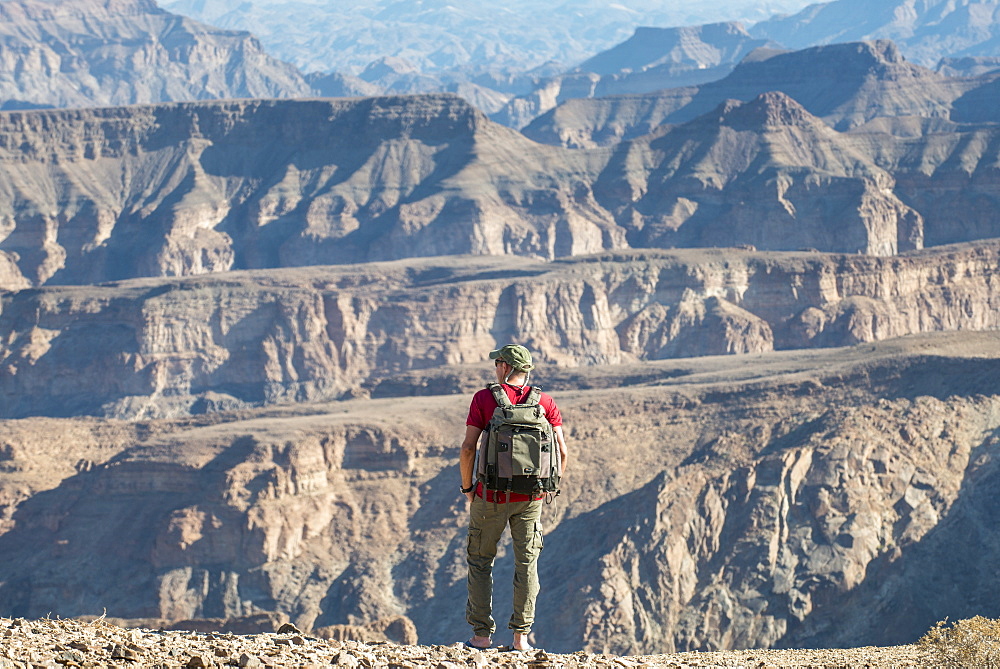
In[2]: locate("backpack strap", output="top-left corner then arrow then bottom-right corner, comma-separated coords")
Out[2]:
489,383 -> 544,408
487,382 -> 513,408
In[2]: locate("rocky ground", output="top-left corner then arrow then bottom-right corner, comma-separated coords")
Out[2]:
0,616 -> 933,668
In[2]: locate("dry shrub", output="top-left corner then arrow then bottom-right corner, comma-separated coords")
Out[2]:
918,616 -> 1000,667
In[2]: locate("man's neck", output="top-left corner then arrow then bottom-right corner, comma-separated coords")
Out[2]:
504,375 -> 528,387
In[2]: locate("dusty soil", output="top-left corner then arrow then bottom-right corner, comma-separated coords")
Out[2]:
0,616 -> 933,667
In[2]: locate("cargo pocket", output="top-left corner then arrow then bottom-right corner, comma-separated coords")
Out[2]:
531,522 -> 544,551
467,528 -> 482,556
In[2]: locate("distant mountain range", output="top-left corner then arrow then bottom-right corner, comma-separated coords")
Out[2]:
499,0 -> 1000,128
149,0 -> 1000,128
522,40 -> 975,146
0,0 -> 312,109
752,0 -> 1000,67
493,22 -> 781,128
3,0 -> 1000,125
159,0 -> 814,76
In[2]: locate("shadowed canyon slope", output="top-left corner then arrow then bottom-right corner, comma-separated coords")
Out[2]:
0,0 -> 312,110
6,91 -> 1000,289
3,332 -> 1000,654
2,242 -> 999,418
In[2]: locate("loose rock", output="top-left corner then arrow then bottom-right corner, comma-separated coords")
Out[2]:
0,615 -> 935,668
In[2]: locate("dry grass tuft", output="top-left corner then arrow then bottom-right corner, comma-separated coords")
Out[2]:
918,616 -> 1000,667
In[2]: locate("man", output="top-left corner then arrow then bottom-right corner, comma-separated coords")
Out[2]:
459,344 -> 568,651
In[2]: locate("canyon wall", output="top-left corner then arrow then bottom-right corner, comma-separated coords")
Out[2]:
1,242 -> 999,419
3,93 -> 1000,291
2,334 -> 1000,653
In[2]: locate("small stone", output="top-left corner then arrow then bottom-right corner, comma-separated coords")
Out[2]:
185,654 -> 211,667
535,650 -> 550,661
213,647 -> 230,658
331,651 -> 359,667
54,650 -> 85,666
110,644 -> 138,661
237,653 -> 261,667
275,623 -> 301,635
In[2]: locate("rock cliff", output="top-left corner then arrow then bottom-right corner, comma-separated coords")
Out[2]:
2,241 -> 999,419
2,331 -> 1000,653
595,92 -> 924,256
0,0 -> 312,109
0,95 -> 618,288
4,92 -> 1000,290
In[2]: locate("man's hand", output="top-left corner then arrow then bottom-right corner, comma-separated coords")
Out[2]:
460,425 -> 483,506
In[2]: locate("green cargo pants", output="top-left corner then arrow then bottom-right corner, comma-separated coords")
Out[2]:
466,495 -> 545,636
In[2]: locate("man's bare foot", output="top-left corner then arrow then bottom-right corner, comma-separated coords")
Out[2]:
512,633 -> 533,651
467,635 -> 492,649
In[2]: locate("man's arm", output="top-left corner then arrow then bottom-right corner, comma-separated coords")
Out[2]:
460,424 -> 483,503
554,425 -> 568,475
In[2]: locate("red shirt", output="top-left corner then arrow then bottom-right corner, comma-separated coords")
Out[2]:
466,384 -> 562,503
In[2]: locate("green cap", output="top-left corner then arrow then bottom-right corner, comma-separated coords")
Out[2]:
489,344 -> 534,371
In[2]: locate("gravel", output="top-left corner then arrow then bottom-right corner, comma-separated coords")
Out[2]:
0,616 -> 933,667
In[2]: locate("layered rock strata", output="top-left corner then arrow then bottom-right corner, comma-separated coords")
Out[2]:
2,242 -> 999,418
0,95 -> 615,288
3,92 -> 1000,289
